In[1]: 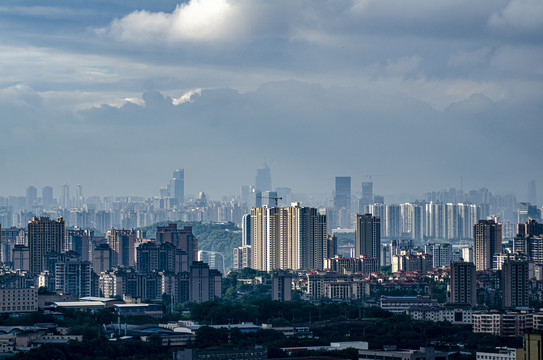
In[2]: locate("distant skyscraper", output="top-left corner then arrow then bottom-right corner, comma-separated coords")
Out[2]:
171,169 -> 184,205
42,186 -> 53,210
255,164 -> 272,192
28,217 -> 66,275
501,259 -> 529,308
334,177 -> 351,210
334,177 -> 351,229
473,219 -> 502,271
25,186 -> 37,210
448,259 -> 476,306
75,184 -> 83,208
60,184 -> 70,208
355,214 -> 380,266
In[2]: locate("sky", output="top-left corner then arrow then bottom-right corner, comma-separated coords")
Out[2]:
0,0 -> 542,202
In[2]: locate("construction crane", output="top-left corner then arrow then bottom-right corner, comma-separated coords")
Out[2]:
257,194 -> 283,207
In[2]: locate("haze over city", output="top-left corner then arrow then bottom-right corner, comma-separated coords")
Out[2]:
1,0 -> 542,199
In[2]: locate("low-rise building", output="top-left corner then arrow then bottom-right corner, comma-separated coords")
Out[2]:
475,348 -> 516,360
0,288 -> 37,314
358,346 -> 447,360
176,346 -> 267,360
380,296 -> 438,314
473,311 -> 534,337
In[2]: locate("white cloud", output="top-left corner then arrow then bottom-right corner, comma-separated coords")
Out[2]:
172,88 -> 202,105
101,0 -> 245,44
489,0 -> 543,29
0,84 -> 42,107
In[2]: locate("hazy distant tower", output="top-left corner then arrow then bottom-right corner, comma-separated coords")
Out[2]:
255,164 -> 272,192
26,186 -> 37,210
42,186 -> 53,210
171,169 -> 184,205
61,184 -> 70,208
75,184 -> 83,208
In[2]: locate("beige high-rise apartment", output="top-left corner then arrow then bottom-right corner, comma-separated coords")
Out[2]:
251,203 -> 327,272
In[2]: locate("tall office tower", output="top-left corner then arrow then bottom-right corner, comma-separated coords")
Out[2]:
92,244 -> 113,274
171,169 -> 184,205
60,184 -> 70,209
385,204 -> 400,238
255,164 -> 272,192
334,177 -> 351,229
28,217 -> 66,275
355,214 -> 380,266
25,186 -> 37,210
528,179 -> 537,205
242,214 -> 251,246
272,272 -> 292,302
473,219 -> 502,271
334,176 -> 351,210
251,204 -> 327,271
108,229 -> 135,267
42,186 -> 53,210
156,224 -> 198,265
198,250 -> 225,275
75,184 -> 83,208
501,259 -> 529,308
448,259 -> 476,306
425,243 -> 453,268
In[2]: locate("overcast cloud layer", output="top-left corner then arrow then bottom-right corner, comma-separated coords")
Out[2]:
0,0 -> 542,201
